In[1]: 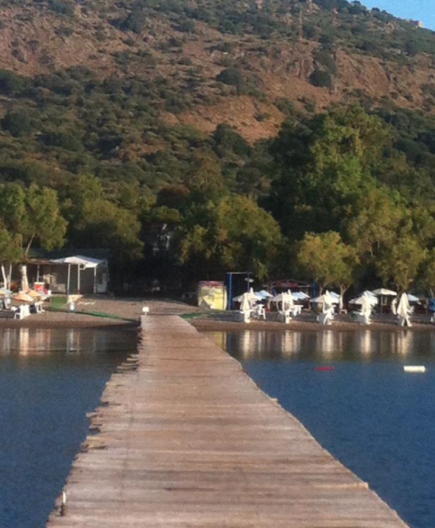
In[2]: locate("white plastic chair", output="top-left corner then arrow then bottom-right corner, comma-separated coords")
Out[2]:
254,304 -> 266,320
13,306 -> 24,320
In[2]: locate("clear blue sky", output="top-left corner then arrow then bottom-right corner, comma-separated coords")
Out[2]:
361,1 -> 435,31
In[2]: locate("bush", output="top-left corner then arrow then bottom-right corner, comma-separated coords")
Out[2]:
0,70 -> 29,95
303,24 -> 317,40
2,111 -> 32,137
48,0 -> 74,16
314,50 -> 337,76
44,131 -> 83,151
216,68 -> 244,89
178,19 -> 196,33
309,69 -> 333,88
120,10 -> 146,34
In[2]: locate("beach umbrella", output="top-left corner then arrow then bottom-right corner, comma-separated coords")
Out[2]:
312,292 -> 339,304
372,288 -> 397,296
397,292 -> 412,326
239,292 -> 253,312
282,290 -> 294,311
350,291 -> 379,306
292,291 -> 310,301
257,290 -> 273,299
360,292 -> 375,312
373,288 -> 397,313
232,294 -> 244,302
328,291 -> 340,303
26,289 -> 41,299
407,294 -> 420,303
272,290 -> 295,303
251,290 -> 267,300
271,292 -> 285,302
12,292 -> 34,303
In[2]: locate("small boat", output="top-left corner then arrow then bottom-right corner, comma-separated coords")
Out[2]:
314,366 -> 335,371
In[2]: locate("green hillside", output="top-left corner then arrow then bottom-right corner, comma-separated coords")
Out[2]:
0,0 -> 435,293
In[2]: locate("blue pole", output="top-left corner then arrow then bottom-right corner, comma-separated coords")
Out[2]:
228,274 -> 233,310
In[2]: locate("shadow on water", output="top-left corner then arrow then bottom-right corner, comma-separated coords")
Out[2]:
0,327 -> 137,528
207,329 -> 435,528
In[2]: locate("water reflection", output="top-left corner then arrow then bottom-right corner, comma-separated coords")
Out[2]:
0,328 -> 125,357
0,327 -> 135,528
207,329 -> 435,363
208,327 -> 435,528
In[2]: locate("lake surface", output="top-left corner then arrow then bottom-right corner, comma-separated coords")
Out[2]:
207,329 -> 435,528
0,327 -> 137,528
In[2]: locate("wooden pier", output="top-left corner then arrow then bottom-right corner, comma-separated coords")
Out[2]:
47,315 -> 409,527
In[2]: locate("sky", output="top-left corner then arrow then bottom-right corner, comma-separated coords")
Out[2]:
360,1 -> 435,31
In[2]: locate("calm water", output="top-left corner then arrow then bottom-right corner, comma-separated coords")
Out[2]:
0,327 -> 137,528
208,329 -> 435,528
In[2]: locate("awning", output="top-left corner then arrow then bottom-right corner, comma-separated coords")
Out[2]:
50,256 -> 104,269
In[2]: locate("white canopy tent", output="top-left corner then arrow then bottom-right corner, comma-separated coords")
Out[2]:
50,255 -> 106,294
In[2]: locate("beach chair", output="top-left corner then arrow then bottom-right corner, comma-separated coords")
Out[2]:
254,304 -> 266,320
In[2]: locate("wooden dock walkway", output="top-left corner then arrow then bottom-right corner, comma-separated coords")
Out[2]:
47,316 -> 409,527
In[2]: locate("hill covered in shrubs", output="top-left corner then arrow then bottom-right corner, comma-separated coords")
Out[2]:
1,0 -> 435,293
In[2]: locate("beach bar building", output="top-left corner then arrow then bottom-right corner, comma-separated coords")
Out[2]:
27,255 -> 109,294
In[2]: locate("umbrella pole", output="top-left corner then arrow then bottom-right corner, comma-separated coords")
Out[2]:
67,264 -> 71,295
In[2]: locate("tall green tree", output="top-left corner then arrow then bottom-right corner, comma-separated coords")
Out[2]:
267,104 -> 392,239
297,231 -> 359,300
0,183 -> 66,256
420,248 -> 435,297
60,175 -> 143,267
179,195 -> 282,280
376,236 -> 426,292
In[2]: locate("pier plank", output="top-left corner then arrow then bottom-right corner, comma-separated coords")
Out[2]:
47,316 -> 409,527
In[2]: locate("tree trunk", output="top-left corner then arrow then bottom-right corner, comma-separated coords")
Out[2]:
339,285 -> 349,313
1,265 -> 6,288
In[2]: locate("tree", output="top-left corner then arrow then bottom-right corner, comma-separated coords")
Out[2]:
267,104 -> 393,239
60,175 -> 143,267
298,231 -> 359,303
216,68 -> 245,89
0,183 -> 67,288
343,186 -> 406,258
0,183 -> 66,256
2,111 -> 32,137
420,248 -> 435,297
178,196 -> 282,280
376,236 -> 426,292
184,150 -> 225,199
0,226 -> 22,288
309,69 -> 333,88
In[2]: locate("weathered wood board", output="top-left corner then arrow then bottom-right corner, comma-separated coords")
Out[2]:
47,316 -> 409,528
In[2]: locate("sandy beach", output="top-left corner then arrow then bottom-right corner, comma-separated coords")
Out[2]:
2,295 -> 435,332
191,310 -> 435,333
0,296 -> 200,329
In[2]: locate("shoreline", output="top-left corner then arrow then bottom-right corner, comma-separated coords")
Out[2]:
0,311 -> 140,329
192,313 -> 435,333
1,295 -> 434,333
